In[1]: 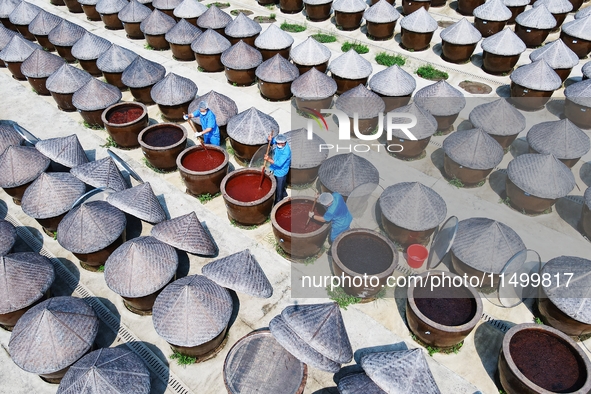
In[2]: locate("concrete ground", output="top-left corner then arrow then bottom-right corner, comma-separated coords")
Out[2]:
1,0 -> 591,392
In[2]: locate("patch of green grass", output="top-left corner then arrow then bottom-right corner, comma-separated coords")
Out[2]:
415,64 -> 449,81
499,196 -> 511,206
198,192 -> 220,204
302,247 -> 327,265
433,131 -> 444,136
341,41 -> 369,54
274,241 -> 288,258
144,43 -> 154,50
97,265 -> 105,273
142,157 -> 174,174
411,333 -> 464,356
476,179 -> 486,187
82,121 -> 104,130
254,15 -> 276,23
265,3 -> 275,9
274,238 -> 326,265
270,13 -> 276,19
543,207 -> 552,214
226,145 -> 235,156
101,136 -> 118,149
326,286 -> 362,310
170,351 -> 196,366
280,21 -> 306,33
375,52 -> 405,67
534,316 -> 544,325
311,33 -> 337,43
448,177 -> 464,188
230,9 -> 253,16
197,66 -> 205,72
206,1 -> 230,7
53,231 -> 57,240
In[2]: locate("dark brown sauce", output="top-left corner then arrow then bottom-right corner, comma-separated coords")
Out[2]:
337,234 -> 393,275
510,330 -> 586,393
414,281 -> 477,326
142,127 -> 183,147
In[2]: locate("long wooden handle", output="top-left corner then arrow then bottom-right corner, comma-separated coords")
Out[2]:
185,113 -> 210,155
305,195 -> 319,227
259,130 -> 274,188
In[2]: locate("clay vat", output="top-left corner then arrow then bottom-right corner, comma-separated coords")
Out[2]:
220,168 -> 277,226
271,197 -> 330,259
177,145 -> 229,196
258,80 -> 293,101
474,18 -> 506,37
499,324 -> 591,394
102,102 -> 149,148
443,154 -> 494,186
441,42 -> 477,64
225,67 -> 257,86
130,84 -> 156,105
400,28 -> 434,51
331,75 -> 368,96
81,4 -> 101,21
157,100 -> 192,122
124,22 -> 144,39
381,211 -> 437,247
145,33 -> 169,50
510,82 -> 554,111
280,0 -> 304,13
402,0 -> 430,14
564,99 -> 591,130
457,0 -> 485,15
505,176 -> 557,214
331,229 -> 398,298
515,24 -> 551,48
304,3 -> 332,21
482,52 -> 520,75
387,136 -> 430,159
76,233 -> 125,271
367,21 -> 396,40
406,271 -> 482,348
170,43 -> 195,61
64,0 -> 83,13
194,53 -> 224,72
139,123 -> 188,171
560,32 -> 591,59
100,13 -> 124,29
334,11 -> 364,30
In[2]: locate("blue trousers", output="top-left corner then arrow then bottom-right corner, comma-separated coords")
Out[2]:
275,174 -> 288,204
203,132 -> 220,146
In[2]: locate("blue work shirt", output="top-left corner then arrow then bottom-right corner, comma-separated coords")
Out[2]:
270,137 -> 291,177
192,109 -> 221,146
323,193 -> 353,241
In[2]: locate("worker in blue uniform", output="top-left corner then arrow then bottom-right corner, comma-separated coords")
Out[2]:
264,134 -> 291,204
185,101 -> 221,146
308,192 -> 353,243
